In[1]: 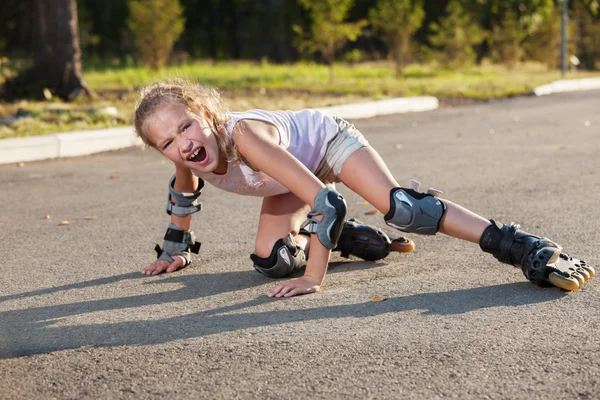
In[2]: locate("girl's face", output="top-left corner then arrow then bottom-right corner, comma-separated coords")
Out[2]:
146,104 -> 227,174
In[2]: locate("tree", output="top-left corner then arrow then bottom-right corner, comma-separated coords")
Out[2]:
574,0 -> 600,69
369,0 -> 425,78
523,3 -> 563,69
2,0 -> 96,101
428,1 -> 487,68
127,0 -> 185,70
294,0 -> 366,83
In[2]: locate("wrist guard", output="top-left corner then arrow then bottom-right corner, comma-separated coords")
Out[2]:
166,174 -> 205,217
154,223 -> 201,266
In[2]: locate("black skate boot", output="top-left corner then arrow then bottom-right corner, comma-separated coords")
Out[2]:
333,218 -> 415,261
479,220 -> 595,291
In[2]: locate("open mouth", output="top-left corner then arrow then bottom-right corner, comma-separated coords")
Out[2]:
188,147 -> 207,163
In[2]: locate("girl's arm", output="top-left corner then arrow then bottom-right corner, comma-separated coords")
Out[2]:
170,165 -> 199,231
232,119 -> 332,296
141,165 -> 200,275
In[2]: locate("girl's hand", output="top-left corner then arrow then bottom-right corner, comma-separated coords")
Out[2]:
140,256 -> 186,275
267,275 -> 321,298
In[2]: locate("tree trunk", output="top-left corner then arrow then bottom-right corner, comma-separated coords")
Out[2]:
328,62 -> 335,84
31,0 -> 96,100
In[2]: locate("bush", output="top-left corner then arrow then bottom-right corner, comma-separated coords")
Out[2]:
428,1 -> 487,69
127,0 -> 185,70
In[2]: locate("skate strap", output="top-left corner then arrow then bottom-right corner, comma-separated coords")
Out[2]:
154,224 -> 201,266
498,223 -> 519,264
163,227 -> 202,253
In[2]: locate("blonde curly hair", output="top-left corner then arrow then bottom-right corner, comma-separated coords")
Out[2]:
134,78 -> 239,163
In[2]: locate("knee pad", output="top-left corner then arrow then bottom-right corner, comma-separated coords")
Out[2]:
250,234 -> 307,279
302,187 -> 347,249
384,183 -> 446,235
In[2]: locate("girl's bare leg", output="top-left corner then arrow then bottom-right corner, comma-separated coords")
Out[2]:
336,147 -> 491,243
336,146 -> 594,291
254,192 -> 309,258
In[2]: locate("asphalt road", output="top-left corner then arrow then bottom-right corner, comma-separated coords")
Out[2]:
1,90 -> 599,399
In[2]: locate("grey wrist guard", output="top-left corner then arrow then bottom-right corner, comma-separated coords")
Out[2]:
166,174 -> 205,217
154,223 -> 201,266
302,187 -> 347,249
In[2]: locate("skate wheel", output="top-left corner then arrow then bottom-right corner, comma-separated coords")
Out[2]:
580,264 -> 595,278
390,237 -> 415,253
571,271 -> 586,285
548,272 -> 580,291
576,267 -> 590,281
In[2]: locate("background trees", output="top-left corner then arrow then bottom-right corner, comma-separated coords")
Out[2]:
0,0 -> 599,100
369,0 -> 425,77
2,0 -> 96,100
127,0 -> 185,70
294,0 -> 367,82
428,1 -> 486,68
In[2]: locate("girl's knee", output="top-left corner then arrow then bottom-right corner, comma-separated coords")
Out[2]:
251,234 -> 307,278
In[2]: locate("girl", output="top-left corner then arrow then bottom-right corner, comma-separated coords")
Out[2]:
134,78 -> 593,298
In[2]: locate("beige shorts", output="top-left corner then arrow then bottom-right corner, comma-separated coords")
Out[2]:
314,117 -> 370,184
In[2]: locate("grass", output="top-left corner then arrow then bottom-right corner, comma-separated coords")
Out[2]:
1,59 -> 599,140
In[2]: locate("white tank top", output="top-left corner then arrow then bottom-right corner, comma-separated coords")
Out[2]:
193,109 -> 338,197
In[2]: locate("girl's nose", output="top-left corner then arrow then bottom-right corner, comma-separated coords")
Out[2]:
179,137 -> 193,153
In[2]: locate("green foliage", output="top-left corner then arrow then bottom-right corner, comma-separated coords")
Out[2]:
523,3 -> 562,69
428,1 -> 487,68
574,0 -> 600,69
127,0 -> 185,70
581,0 -> 599,15
343,49 -> 364,64
293,0 -> 367,82
369,0 -> 425,77
488,10 -> 528,68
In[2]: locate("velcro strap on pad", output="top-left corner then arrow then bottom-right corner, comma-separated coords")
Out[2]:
154,223 -> 201,266
498,222 -> 519,264
166,174 -> 205,217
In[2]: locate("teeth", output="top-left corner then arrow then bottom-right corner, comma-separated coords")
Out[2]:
189,148 -> 200,161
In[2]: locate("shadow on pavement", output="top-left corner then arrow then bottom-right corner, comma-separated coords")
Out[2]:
0,274 -> 564,359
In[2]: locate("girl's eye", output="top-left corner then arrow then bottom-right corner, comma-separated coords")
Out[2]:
162,140 -> 173,150
182,122 -> 191,131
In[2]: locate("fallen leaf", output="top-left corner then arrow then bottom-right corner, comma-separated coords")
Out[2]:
513,116 -> 520,122
371,296 -> 387,302
83,216 -> 97,220
557,145 -> 568,151
362,201 -> 369,205
43,214 -> 51,219
17,162 -> 25,167
110,175 -> 120,179
58,221 -> 70,226
364,209 -> 379,215
395,144 -> 403,150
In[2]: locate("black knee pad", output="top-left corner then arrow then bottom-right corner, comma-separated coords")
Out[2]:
250,234 -> 306,279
